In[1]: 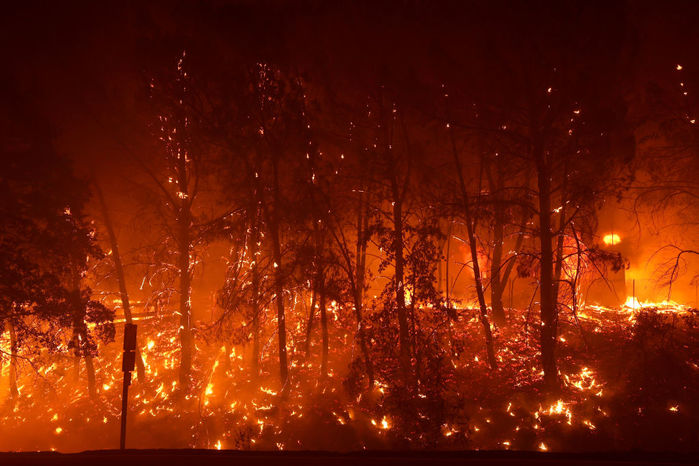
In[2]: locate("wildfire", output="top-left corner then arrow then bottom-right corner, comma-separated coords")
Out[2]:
0,291 -> 694,452
380,417 -> 390,430
602,233 -> 620,246
623,296 -> 691,313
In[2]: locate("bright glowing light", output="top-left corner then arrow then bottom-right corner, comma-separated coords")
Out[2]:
602,233 -> 620,246
381,416 -> 390,430
624,296 -> 640,310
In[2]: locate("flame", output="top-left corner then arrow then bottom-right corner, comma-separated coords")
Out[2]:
602,233 -> 620,246
624,295 -> 640,310
623,296 -> 690,312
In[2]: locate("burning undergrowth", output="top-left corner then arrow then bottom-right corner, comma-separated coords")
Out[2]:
1,302 -> 695,452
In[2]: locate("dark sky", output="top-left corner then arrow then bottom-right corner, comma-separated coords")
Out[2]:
3,0 -> 698,167
3,1 -> 698,205
1,0 -> 694,201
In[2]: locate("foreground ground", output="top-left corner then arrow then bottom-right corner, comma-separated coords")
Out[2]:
0,450 -> 696,466
1,303 -> 697,452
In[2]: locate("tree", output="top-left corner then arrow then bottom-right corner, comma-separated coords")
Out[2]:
144,51 -> 219,390
0,80 -> 114,399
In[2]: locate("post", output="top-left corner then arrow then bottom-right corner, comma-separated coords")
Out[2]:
120,323 -> 137,449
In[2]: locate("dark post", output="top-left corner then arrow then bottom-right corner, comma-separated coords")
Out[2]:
120,323 -> 137,449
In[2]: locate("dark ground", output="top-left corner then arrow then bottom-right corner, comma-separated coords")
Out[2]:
0,450 -> 695,466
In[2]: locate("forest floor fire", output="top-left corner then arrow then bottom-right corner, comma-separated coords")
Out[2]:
1,300 -> 695,453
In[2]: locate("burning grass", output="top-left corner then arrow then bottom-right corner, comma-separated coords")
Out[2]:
0,300 -> 696,452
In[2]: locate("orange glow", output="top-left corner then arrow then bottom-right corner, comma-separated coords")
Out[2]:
602,233 -> 621,246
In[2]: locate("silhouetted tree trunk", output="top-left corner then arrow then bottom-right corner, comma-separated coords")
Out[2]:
146,52 -> 205,394
383,103 -> 412,381
85,356 -> 96,399
330,175 -> 375,386
304,220 -> 325,361
305,287 -> 317,357
260,153 -> 288,388
250,269 -> 261,380
490,209 -> 527,327
93,178 -> 146,382
449,127 -> 497,369
490,187 -> 507,325
533,134 -> 560,391
319,283 -> 328,378
445,222 -> 452,310
70,271 -> 96,399
355,172 -> 374,386
391,184 -> 411,379
333,185 -> 375,387
410,273 -> 421,383
249,204 -> 262,380
488,167 -> 528,327
176,174 -> 193,389
269,220 -> 288,388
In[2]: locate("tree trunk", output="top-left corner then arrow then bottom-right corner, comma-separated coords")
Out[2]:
251,279 -> 260,379
392,196 -> 411,379
493,209 -> 529,323
534,140 -> 560,392
305,288 -> 317,357
445,222 -> 452,310
85,356 -> 97,399
354,189 -> 374,386
353,289 -> 374,387
464,215 -> 498,370
260,153 -> 289,389
449,128 -> 497,369
93,178 -> 146,381
490,200 -> 506,326
410,277 -> 421,383
319,286 -> 328,379
69,270 -> 97,399
177,210 -> 193,389
250,221 -> 261,380
270,226 -> 288,388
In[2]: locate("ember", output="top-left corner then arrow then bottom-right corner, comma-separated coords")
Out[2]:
0,0 -> 697,459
